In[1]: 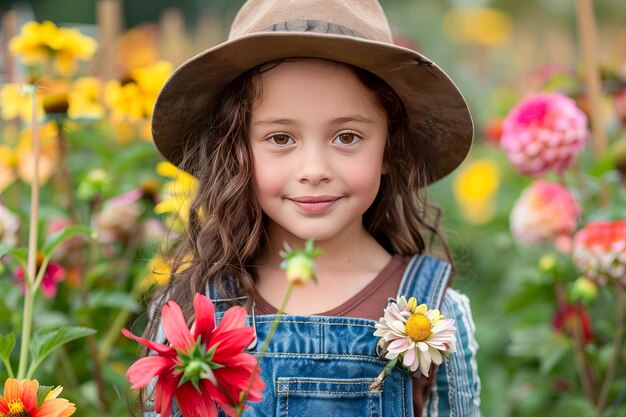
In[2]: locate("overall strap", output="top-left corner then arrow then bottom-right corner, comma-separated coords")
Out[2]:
396,254 -> 452,310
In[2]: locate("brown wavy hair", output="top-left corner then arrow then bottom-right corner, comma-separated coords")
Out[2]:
136,59 -> 453,411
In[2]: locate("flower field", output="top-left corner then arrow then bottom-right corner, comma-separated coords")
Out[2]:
0,1 -> 625,416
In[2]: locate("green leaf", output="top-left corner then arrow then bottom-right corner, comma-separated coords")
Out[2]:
553,395 -> 598,417
36,385 -> 54,407
0,333 -> 16,378
27,326 -> 96,378
86,290 -> 138,311
42,225 -> 92,256
0,247 -> 28,270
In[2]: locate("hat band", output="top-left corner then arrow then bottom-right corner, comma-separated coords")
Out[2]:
262,20 -> 366,39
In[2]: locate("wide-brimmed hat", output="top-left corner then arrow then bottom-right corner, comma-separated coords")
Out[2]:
152,0 -> 473,184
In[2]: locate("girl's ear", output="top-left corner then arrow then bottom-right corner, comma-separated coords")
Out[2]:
382,161 -> 390,175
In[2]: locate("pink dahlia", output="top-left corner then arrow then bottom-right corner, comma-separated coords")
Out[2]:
572,220 -> 626,286
501,92 -> 588,176
122,293 -> 264,417
510,181 -> 580,250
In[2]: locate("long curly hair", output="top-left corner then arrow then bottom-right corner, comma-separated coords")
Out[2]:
137,58 -> 453,409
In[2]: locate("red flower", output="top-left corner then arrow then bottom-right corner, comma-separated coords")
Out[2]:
122,293 -> 264,417
552,303 -> 593,344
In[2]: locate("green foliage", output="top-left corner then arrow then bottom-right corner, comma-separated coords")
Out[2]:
27,326 -> 97,378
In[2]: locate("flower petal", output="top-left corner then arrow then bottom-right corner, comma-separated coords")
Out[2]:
121,328 -> 175,356
162,300 -> 195,352
191,293 -> 215,342
32,398 -> 75,417
213,306 -> 247,334
402,346 -> 416,368
175,383 -> 218,417
126,356 -> 176,389
209,327 -> 255,359
154,371 -> 178,417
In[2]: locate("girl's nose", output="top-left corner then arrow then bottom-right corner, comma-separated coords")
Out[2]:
297,143 -> 333,185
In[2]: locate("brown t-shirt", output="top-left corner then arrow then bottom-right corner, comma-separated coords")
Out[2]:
253,255 -> 433,416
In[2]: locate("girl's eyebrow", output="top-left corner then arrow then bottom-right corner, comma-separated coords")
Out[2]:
252,115 -> 374,126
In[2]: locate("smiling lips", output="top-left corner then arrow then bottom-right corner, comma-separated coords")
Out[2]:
288,196 -> 342,214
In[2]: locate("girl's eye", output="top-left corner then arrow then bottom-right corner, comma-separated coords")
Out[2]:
267,134 -> 295,146
333,132 -> 361,145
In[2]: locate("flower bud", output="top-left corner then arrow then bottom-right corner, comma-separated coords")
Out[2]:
570,276 -> 598,303
284,253 -> 315,286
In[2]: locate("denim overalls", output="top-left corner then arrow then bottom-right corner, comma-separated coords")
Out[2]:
166,255 -> 451,417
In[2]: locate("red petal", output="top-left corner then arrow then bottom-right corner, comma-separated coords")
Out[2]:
214,359 -> 263,399
154,371 -> 178,417
162,300 -> 195,352
192,293 -> 215,342
0,397 -> 9,414
126,356 -> 176,389
210,327 -> 254,360
199,379 -> 232,406
214,306 -> 246,334
20,379 -> 39,412
176,383 -> 218,417
121,328 -> 175,356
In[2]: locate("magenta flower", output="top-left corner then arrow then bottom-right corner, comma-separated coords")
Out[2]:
122,293 -> 265,417
14,253 -> 66,298
510,181 -> 580,251
572,220 -> 626,286
501,92 -> 588,176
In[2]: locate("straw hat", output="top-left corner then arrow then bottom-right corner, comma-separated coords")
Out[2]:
152,0 -> 473,183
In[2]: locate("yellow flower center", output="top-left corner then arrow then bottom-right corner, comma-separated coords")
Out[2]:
4,399 -> 30,417
405,314 -> 432,342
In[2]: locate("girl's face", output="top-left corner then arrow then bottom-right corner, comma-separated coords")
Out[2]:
248,59 -> 388,245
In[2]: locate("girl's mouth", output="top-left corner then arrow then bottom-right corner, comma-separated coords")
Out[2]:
288,196 -> 341,214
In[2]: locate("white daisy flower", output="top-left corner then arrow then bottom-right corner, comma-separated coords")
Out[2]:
374,296 -> 456,377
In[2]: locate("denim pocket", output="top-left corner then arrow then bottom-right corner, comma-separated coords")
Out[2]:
276,377 -> 382,417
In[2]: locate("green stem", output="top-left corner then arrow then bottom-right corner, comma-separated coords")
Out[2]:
258,283 -> 294,355
17,86 -> 41,380
597,284 -> 625,413
235,283 -> 295,417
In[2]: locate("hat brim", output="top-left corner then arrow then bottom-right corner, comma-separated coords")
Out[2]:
152,32 -> 473,183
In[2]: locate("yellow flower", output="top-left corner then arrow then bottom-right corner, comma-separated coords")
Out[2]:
443,7 -> 513,47
453,159 -> 500,224
0,83 -> 44,121
105,61 -> 174,121
154,161 -> 198,230
68,76 -> 105,119
54,27 -> 97,76
142,255 -> 172,288
104,80 -> 144,121
0,145 -> 17,192
15,121 -> 59,185
8,20 -> 58,65
131,61 -> 174,117
9,20 -> 96,76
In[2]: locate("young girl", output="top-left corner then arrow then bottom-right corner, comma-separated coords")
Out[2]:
141,0 -> 481,416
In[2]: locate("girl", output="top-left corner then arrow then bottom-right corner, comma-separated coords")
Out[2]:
141,0 -> 481,416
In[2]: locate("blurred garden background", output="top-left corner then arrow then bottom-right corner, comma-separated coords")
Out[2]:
1,0 -> 625,416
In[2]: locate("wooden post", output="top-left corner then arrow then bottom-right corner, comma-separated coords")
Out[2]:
97,0 -> 123,80
575,0 -> 606,158
159,8 -> 192,65
1,10 -> 19,83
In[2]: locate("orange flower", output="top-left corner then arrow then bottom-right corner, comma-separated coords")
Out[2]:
0,378 -> 75,417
